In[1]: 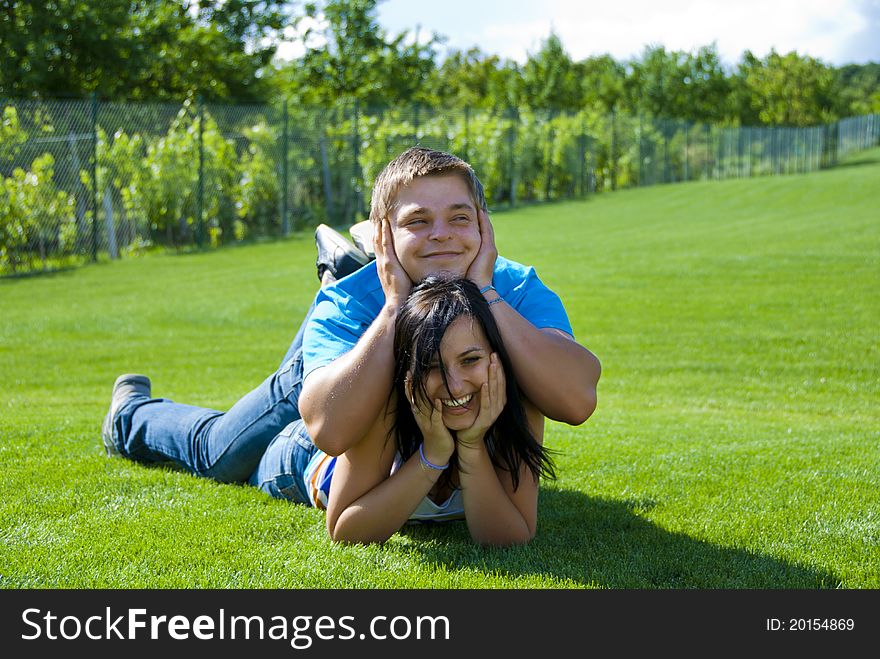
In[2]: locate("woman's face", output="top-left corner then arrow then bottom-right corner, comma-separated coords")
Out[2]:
422,315 -> 493,432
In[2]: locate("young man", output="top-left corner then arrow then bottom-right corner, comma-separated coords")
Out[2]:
298,147 -> 600,457
103,147 -> 600,486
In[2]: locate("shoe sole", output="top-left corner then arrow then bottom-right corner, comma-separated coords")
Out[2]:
103,374 -> 152,457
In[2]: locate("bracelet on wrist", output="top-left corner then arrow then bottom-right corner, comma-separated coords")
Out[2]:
479,283 -> 504,306
419,443 -> 449,471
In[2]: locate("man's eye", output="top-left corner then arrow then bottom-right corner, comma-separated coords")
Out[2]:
452,215 -> 470,223
407,218 -> 426,226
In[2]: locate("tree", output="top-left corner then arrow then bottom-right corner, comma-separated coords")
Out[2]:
835,63 -> 880,116
521,32 -> 581,112
0,1 -> 293,101
578,54 -> 627,114
626,45 -> 690,119
279,0 -> 438,106
734,49 -> 840,126
681,44 -> 733,123
432,47 -> 521,110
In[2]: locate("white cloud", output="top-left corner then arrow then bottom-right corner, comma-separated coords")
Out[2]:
463,0 -> 879,66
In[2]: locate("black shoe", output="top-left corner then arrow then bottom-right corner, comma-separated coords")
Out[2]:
315,224 -> 370,283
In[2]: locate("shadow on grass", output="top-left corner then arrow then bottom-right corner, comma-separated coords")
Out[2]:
0,264 -> 79,281
398,488 -> 839,588
831,151 -> 880,169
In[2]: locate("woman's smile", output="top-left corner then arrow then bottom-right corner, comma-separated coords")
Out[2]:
425,316 -> 491,430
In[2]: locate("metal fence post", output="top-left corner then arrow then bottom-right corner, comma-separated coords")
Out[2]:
413,102 -> 420,143
684,122 -> 689,182
637,113 -> 643,186
544,109 -> 554,201
197,96 -> 205,247
90,91 -> 98,262
704,123 -> 710,179
351,99 -> 361,224
610,110 -> 617,191
463,106 -> 470,162
320,134 -> 334,222
579,120 -> 587,197
281,99 -> 289,236
507,106 -> 517,207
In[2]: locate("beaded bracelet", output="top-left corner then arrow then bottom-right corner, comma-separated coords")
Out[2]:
419,443 -> 449,471
479,283 -> 504,306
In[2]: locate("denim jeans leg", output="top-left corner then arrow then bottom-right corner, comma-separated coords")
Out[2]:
247,419 -> 318,504
112,348 -> 305,483
279,296 -> 317,369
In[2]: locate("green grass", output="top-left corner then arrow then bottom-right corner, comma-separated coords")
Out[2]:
2,150 -> 878,588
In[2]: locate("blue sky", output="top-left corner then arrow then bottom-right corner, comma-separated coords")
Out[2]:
370,0 -> 880,67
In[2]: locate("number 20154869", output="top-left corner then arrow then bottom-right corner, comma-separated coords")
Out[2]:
766,618 -> 855,631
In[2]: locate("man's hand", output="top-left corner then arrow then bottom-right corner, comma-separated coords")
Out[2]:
374,219 -> 412,307
466,208 -> 498,290
456,353 -> 507,448
406,377 -> 455,467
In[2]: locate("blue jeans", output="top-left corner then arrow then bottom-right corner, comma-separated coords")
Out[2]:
109,301 -> 320,505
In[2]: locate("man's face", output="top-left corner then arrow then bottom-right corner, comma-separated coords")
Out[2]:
388,173 -> 481,283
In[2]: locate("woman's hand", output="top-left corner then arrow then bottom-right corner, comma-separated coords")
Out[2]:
405,377 -> 455,467
456,353 -> 506,448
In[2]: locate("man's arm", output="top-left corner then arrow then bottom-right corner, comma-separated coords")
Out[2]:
467,210 -> 601,425
299,221 -> 411,456
491,312 -> 600,425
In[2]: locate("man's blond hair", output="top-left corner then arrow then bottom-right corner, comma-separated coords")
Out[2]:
369,147 -> 488,225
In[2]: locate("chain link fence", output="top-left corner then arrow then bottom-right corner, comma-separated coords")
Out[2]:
2,96 -> 878,276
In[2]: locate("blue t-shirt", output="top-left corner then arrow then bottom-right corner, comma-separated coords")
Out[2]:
302,256 -> 573,380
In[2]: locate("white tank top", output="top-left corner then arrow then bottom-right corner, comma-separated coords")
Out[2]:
303,449 -> 465,522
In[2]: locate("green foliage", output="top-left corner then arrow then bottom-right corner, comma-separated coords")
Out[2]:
0,153 -> 76,271
236,120 -> 283,238
0,0 -> 291,101
736,50 -> 840,126
521,32 -> 581,112
284,0 -> 438,106
433,48 -> 521,111
836,63 -> 880,115
1,107 -> 28,165
625,44 -> 733,123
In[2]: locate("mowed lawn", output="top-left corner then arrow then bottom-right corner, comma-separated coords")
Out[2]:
1,150 -> 877,588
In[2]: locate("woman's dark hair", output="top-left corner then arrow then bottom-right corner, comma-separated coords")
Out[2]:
391,274 -> 555,490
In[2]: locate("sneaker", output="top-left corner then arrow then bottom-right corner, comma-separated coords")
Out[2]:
315,224 -> 370,283
348,220 -> 376,260
101,374 -> 151,456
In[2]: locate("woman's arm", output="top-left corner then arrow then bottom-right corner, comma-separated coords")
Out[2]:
456,400 -> 545,546
324,399 -> 454,545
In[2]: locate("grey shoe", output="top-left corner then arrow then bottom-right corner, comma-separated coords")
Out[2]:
348,220 -> 376,260
101,374 -> 151,456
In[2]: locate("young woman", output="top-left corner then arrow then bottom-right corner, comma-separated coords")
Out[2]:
308,273 -> 556,546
